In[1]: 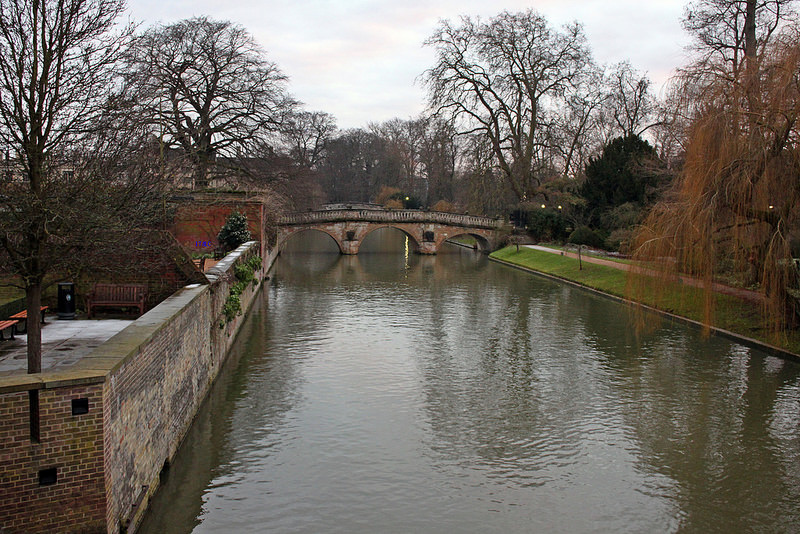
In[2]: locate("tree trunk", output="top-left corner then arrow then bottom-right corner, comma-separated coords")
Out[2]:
194,156 -> 209,188
744,0 -> 757,62
743,0 -> 760,127
26,282 -> 42,374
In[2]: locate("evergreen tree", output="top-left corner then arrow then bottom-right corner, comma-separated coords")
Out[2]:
218,212 -> 252,251
580,135 -> 667,230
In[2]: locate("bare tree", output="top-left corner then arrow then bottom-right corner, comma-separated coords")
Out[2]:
125,17 -> 296,187
418,117 -> 458,205
683,0 -> 796,79
423,10 -> 593,203
606,61 -> 657,138
370,118 -> 424,195
0,0 -> 150,374
550,66 -> 607,179
368,117 -> 460,205
281,111 -> 336,169
318,128 -> 405,203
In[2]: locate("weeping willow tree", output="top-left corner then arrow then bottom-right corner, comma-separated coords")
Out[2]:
632,27 -> 800,335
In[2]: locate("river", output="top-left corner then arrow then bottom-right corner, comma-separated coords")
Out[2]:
140,229 -> 800,533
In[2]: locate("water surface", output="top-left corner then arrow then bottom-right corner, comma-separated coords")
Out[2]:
140,229 -> 800,533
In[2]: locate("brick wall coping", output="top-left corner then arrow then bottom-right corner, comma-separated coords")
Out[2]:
205,240 -> 257,283
0,369 -> 105,393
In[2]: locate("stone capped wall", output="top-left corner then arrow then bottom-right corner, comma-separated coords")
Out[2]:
100,241 -> 268,532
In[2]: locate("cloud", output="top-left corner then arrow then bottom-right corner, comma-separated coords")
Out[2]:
125,0 -> 690,129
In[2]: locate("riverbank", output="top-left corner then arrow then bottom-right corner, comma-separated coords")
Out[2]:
490,245 -> 800,360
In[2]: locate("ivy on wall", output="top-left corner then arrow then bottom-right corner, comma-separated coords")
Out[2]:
220,255 -> 262,327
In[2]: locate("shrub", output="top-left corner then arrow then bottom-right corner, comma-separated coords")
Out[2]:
222,293 -> 241,322
246,255 -> 262,271
222,255 -> 263,324
218,212 -> 251,252
431,200 -> 455,213
234,263 -> 254,284
526,208 -> 568,242
375,186 -> 402,205
568,226 -> 605,249
605,228 -> 634,253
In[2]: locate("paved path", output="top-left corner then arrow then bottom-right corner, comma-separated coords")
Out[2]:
525,245 -> 764,304
0,318 -> 133,375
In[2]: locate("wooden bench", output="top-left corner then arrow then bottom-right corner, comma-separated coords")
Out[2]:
0,320 -> 18,340
192,257 -> 206,271
9,306 -> 48,334
87,284 -> 147,318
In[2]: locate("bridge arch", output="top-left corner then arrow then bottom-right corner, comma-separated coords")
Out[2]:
441,232 -> 491,253
277,227 -> 344,254
359,225 -> 422,254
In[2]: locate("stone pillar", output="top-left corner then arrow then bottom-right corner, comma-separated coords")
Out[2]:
418,242 -> 437,254
341,239 -> 359,254
340,223 -> 360,254
419,224 -> 437,254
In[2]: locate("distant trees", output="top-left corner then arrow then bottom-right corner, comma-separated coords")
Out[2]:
313,117 -> 458,208
369,117 -> 458,205
0,0 -> 167,373
281,111 -> 337,169
318,128 -> 399,203
125,17 -> 296,187
423,10 -> 594,202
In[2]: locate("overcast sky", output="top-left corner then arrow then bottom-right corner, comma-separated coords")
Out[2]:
124,0 -> 692,130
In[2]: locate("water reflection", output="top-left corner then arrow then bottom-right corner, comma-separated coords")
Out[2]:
141,229 -> 800,533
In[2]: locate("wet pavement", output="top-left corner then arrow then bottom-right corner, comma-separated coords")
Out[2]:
0,317 -> 133,376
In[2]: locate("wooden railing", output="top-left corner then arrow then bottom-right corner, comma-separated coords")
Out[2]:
278,209 -> 505,230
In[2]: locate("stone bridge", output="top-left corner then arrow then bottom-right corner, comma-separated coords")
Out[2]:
277,208 -> 508,254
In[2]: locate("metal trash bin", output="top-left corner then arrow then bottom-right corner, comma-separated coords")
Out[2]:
57,282 -> 75,319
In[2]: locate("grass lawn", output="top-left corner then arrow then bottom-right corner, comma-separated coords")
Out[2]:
0,279 -> 25,319
491,246 -> 800,356
0,280 -> 23,306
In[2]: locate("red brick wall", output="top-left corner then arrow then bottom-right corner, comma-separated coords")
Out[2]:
0,384 -> 106,533
170,199 -> 263,253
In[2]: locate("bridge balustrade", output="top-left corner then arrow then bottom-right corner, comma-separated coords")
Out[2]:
279,209 -> 504,229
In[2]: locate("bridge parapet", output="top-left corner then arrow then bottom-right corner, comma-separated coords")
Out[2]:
279,209 -> 505,230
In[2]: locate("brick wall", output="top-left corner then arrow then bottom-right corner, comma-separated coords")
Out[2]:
0,241 -> 277,534
169,196 -> 263,253
101,241 -> 270,532
101,288 -> 213,532
0,382 -> 106,533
